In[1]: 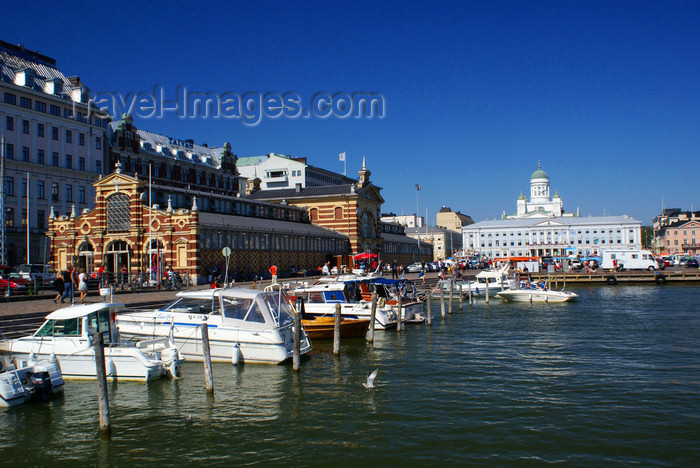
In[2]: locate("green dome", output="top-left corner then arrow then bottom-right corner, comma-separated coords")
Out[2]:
530,161 -> 548,180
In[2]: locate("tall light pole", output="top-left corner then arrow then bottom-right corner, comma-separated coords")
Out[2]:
415,184 -> 421,263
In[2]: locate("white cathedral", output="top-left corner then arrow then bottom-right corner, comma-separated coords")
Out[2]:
506,162 -> 576,219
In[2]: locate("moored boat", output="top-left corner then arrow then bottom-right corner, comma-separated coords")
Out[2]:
116,288 -> 312,364
0,303 -> 181,381
301,316 -> 371,340
496,282 -> 579,303
0,355 -> 64,407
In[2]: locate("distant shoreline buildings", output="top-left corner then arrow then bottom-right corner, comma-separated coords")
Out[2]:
463,164 -> 642,258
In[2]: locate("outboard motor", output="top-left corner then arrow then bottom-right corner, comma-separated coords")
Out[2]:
29,371 -> 52,401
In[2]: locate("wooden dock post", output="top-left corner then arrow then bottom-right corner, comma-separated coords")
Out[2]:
426,290 -> 432,326
93,333 -> 111,435
293,299 -> 301,372
459,282 -> 463,312
468,283 -> 473,306
368,293 -> 377,342
485,281 -> 490,303
396,293 -> 403,332
333,303 -> 341,355
440,287 -> 446,318
200,322 -> 214,393
448,279 -> 454,315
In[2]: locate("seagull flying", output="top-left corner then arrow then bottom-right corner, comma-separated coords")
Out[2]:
363,368 -> 379,389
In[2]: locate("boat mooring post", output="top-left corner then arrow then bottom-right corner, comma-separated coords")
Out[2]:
333,303 -> 341,355
93,332 -> 111,435
200,322 -> 214,393
485,281 -> 490,303
468,282 -> 473,306
440,287 -> 445,318
368,293 -> 377,342
426,290 -> 432,326
293,298 -> 302,372
397,293 -> 403,332
459,282 -> 463,311
448,279 -> 454,314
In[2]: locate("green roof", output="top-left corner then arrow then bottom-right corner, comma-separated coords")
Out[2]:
530,161 -> 548,180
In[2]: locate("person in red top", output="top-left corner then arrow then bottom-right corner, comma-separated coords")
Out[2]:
269,264 -> 278,285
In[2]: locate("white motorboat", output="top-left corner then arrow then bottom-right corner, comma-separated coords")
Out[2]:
0,303 -> 181,381
432,264 -> 517,297
116,288 -> 312,364
496,282 -> 579,303
0,355 -> 64,407
286,280 -> 400,329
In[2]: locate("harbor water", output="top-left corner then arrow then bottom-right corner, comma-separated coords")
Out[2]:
2,284 -> 699,465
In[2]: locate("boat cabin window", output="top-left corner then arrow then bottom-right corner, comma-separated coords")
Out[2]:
306,292 -> 325,304
34,318 -> 82,337
242,300 -> 265,323
87,310 -> 112,342
165,297 -> 217,315
222,298 -> 254,320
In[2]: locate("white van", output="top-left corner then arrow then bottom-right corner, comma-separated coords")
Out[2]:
601,249 -> 658,271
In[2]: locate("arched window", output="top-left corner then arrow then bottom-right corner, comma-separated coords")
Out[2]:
334,206 -> 343,219
106,193 -> 131,233
309,208 -> 318,221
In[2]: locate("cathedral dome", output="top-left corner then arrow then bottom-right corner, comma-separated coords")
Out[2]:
530,162 -> 548,180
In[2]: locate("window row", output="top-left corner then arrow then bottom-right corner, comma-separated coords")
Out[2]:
4,117 -> 101,148
199,231 -> 346,253
4,177 -> 86,203
3,92 -> 107,128
4,207 -> 49,229
3,143 -> 102,172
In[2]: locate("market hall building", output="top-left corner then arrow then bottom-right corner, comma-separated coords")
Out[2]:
47,164 -> 348,285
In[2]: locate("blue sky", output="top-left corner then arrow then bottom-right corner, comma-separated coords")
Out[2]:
5,0 -> 699,224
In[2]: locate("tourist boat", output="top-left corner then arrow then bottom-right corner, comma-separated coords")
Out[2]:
496,281 -> 579,303
431,264 -> 517,297
0,303 -> 181,381
116,288 -> 312,364
0,355 -> 64,407
285,280 -> 399,329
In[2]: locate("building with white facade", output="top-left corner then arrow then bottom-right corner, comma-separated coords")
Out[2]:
380,213 -> 424,228
236,153 -> 356,191
0,40 -> 109,266
463,215 -> 642,258
507,162 -> 576,219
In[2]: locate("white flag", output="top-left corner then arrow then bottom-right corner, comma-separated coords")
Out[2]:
339,152 -> 346,161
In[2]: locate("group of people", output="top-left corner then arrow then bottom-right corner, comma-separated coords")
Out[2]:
52,264 -> 89,304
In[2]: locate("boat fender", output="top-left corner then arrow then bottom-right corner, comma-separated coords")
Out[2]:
378,297 -> 387,308
655,274 -> 666,284
606,276 -> 618,285
232,343 -> 241,366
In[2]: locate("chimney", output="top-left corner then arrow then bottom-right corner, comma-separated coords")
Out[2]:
295,183 -> 302,192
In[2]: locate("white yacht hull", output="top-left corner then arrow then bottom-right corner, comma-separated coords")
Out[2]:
116,313 -> 310,364
0,339 -> 169,381
496,290 -> 579,303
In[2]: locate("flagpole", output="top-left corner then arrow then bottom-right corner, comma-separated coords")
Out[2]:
26,172 -> 30,264
149,163 -> 152,285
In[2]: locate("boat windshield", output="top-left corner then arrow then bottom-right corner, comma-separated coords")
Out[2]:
35,318 -> 82,337
221,297 -> 265,323
262,291 -> 294,327
164,297 -> 218,315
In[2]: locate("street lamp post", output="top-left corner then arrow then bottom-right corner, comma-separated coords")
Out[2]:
415,184 -> 421,263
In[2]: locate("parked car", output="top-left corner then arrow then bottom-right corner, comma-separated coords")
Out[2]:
686,258 -> 699,268
0,266 -> 31,295
16,264 -> 56,285
406,262 -> 424,273
570,259 -> 584,271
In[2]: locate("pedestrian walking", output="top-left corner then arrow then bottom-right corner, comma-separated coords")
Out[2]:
53,275 -> 64,303
61,267 -> 74,303
78,268 -> 88,303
